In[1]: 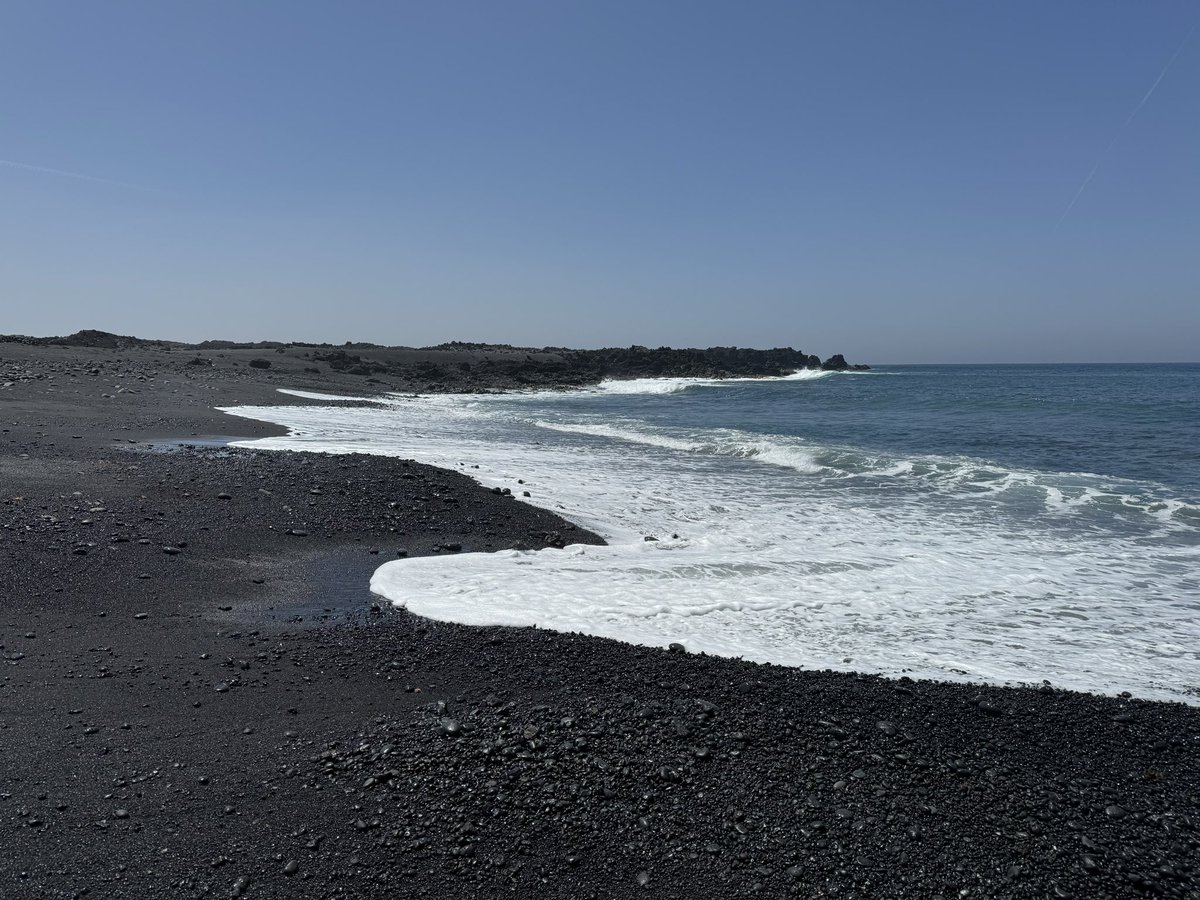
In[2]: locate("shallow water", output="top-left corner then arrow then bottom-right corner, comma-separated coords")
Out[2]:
222,364 -> 1200,703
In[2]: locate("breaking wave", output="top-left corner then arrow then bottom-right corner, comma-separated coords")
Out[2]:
221,369 -> 1200,704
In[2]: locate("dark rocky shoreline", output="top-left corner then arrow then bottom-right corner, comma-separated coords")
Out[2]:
0,330 -> 868,395
2,338 -> 1197,899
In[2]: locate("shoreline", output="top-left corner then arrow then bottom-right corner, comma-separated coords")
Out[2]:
226,377 -> 1197,706
2,340 -> 1198,899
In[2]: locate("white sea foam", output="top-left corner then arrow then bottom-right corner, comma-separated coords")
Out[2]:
533,420 -> 705,453
277,388 -> 386,402
220,385 -> 1200,704
594,377 -> 715,395
588,369 -> 850,396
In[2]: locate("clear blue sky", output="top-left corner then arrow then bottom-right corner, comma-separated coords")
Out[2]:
1,1 -> 1196,362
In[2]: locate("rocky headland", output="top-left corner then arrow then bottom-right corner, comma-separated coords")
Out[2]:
0,330 -> 869,395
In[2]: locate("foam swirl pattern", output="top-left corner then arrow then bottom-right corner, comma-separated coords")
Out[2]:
223,365 -> 1200,703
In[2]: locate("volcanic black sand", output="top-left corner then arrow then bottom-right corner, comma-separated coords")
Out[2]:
1,338 -> 1197,899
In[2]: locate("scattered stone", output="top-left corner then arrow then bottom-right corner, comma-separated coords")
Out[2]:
977,700 -> 1003,717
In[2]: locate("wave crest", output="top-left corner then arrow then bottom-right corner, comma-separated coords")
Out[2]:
530,418 -> 1198,524
596,369 -> 835,395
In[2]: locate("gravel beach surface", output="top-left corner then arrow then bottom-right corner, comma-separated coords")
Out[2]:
2,339 -> 1198,899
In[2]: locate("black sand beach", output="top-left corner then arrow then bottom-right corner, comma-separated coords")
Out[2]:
2,337 -> 1198,899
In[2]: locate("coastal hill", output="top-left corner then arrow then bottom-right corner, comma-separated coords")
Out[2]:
0,329 -> 868,393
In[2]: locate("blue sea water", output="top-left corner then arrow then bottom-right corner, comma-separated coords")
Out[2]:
686,364 -> 1200,499
225,364 -> 1200,703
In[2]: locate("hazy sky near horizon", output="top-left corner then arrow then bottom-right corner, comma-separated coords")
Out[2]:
1,2 -> 1197,363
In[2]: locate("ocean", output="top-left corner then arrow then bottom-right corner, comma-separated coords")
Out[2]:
223,363 -> 1200,703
